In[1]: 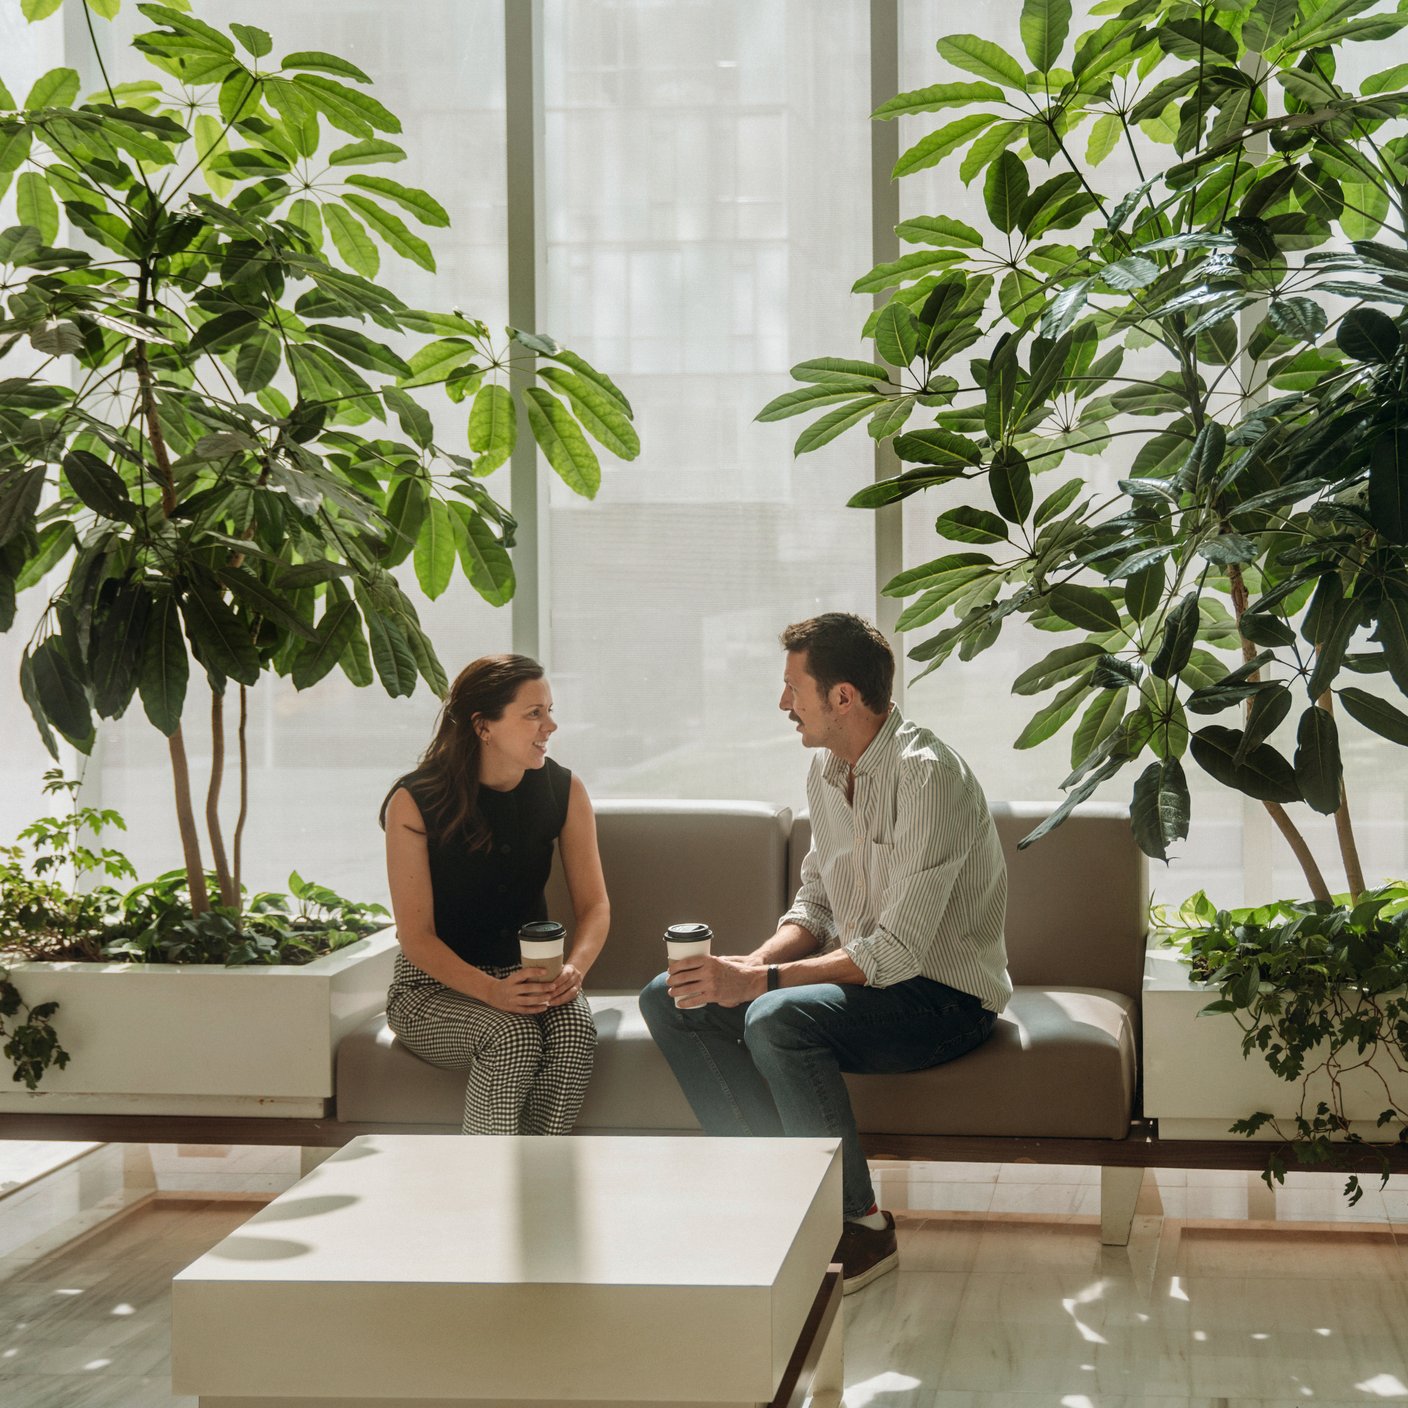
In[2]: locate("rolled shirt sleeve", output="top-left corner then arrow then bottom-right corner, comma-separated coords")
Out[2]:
779,838 -> 839,947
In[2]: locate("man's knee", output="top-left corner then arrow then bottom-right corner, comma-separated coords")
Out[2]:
742,990 -> 813,1057
638,971 -> 674,1030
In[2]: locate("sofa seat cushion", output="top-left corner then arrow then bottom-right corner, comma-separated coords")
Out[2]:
846,986 -> 1137,1140
337,985 -> 1135,1140
335,997 -> 701,1132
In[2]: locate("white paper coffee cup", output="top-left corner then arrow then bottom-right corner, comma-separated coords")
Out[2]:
519,922 -> 565,982
665,923 -> 712,1007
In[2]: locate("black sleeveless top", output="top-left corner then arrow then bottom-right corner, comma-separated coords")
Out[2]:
403,758 -> 573,968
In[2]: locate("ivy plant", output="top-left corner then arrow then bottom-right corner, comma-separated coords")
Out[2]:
0,0 -> 639,915
763,0 -> 1408,905
1163,882 -> 1408,1200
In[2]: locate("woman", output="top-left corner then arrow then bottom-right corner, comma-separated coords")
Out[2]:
380,655 -> 608,1135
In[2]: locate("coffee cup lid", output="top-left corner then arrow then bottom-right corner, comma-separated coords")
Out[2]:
519,920 -> 565,941
663,922 -> 712,942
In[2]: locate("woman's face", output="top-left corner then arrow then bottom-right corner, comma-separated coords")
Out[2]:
477,677 -> 557,775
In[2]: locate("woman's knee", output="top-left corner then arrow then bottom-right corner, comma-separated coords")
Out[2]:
481,1011 -> 545,1063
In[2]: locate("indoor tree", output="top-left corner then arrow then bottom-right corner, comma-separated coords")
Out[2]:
764,0 -> 1408,900
0,0 -> 638,916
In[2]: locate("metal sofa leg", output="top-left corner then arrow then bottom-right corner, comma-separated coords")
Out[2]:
1100,1165 -> 1150,1245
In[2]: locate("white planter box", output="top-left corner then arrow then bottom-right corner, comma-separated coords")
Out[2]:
1144,946 -> 1408,1140
0,927 -> 398,1118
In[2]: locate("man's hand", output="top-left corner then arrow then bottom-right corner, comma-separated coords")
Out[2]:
667,954 -> 767,1009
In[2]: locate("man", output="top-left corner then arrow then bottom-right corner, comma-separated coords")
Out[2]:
639,613 -> 1010,1293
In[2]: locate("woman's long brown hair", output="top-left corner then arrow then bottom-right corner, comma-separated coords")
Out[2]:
379,654 -> 545,852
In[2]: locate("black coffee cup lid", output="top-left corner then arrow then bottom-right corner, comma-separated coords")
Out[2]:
664,922 -> 712,942
519,921 -> 565,941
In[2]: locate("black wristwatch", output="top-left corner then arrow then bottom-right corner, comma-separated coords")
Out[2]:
766,964 -> 781,992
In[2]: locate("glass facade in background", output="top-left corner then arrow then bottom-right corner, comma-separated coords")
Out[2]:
541,0 -> 875,810
0,0 -> 1402,914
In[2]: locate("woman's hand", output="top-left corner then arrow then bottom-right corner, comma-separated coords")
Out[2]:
545,962 -> 586,1007
487,968 -> 557,1014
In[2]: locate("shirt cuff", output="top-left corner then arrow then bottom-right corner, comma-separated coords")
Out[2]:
843,932 -> 922,989
780,902 -> 837,948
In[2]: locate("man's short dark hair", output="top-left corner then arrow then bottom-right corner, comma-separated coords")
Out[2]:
780,613 -> 894,714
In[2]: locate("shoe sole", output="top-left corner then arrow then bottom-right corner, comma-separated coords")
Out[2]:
841,1248 -> 898,1295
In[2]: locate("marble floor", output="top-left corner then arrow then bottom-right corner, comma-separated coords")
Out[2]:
1,1149 -> 1407,1407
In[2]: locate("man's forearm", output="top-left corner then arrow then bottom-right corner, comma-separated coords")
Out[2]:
750,922 -> 824,964
751,925 -> 868,989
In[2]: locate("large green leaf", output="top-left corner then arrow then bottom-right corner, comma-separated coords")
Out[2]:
1337,306 -> 1400,362
1294,704 -> 1342,815
934,506 -> 1009,545
16,171 -> 58,245
328,138 -> 407,166
344,174 -> 449,226
24,66 -> 80,110
451,502 -> 515,607
1369,429 -> 1408,544
282,50 -> 372,83
382,475 -> 428,566
1047,583 -> 1121,633
291,583 -> 361,689
538,367 -> 639,458
795,398 -> 886,454
180,581 -> 260,687
0,466 -> 46,545
1012,641 -> 1104,695
90,581 -> 149,720
1338,686 -> 1408,746
306,324 -> 411,378
1071,687 -> 1128,769
62,451 -> 134,522
875,301 -> 922,366
873,82 -> 1005,120
234,329 -> 282,392
413,498 -> 456,600
1019,0 -> 1072,70
293,74 -> 402,137
1150,591 -> 1200,679
1014,675 -> 1089,748
936,34 -> 1027,88
1236,685 -> 1293,764
468,382 -> 517,472
29,637 -> 91,748
401,337 -> 480,389
139,591 -> 188,736
525,388 -> 600,498
355,584 -> 418,698
1190,725 -> 1300,803
1130,756 -> 1190,862
1375,594 -> 1408,694
894,115 -> 1001,179
324,202 -> 379,278
343,193 -> 434,270
984,151 -> 1029,233
214,564 -> 319,641
989,445 -> 1032,523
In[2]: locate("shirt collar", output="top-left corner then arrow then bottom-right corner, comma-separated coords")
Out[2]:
821,706 -> 900,789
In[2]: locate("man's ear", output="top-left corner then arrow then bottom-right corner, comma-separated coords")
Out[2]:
831,682 -> 856,714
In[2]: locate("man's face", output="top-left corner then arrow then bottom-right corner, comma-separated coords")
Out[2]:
779,650 -> 837,750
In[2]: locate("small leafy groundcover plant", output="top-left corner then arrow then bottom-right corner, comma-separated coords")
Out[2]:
1161,880 -> 1408,1201
0,772 -> 388,1088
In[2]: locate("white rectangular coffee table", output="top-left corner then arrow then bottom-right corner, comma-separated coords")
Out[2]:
172,1134 -> 843,1408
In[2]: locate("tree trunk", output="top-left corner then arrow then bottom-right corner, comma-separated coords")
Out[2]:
167,726 -> 209,915
1226,564 -> 1332,903
1317,689 -> 1366,901
206,688 -> 239,910
234,685 -> 250,906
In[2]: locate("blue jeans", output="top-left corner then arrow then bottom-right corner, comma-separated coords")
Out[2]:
638,972 -> 997,1217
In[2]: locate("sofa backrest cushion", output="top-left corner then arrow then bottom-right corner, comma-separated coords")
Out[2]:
546,800 -> 792,991
788,802 -> 1147,1002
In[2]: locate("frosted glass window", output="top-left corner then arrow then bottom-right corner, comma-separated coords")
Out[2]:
542,0 -> 875,812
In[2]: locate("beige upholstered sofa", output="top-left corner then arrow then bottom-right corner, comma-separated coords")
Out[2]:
335,800 -> 1150,1237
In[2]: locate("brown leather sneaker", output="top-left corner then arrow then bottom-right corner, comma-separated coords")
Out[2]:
834,1211 -> 898,1294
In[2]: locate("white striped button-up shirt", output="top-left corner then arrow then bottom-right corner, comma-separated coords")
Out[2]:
780,708 -> 1012,1012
